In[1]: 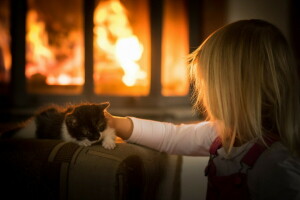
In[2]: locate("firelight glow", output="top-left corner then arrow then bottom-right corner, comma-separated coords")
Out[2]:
23,0 -> 187,96
26,10 -> 54,76
26,9 -> 84,86
115,36 -> 145,86
94,0 -> 146,87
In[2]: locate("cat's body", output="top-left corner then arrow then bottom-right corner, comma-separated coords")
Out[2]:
2,102 -> 116,149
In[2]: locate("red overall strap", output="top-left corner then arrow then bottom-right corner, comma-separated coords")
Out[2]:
205,137 -> 222,176
209,137 -> 222,155
205,135 -> 279,200
241,136 -> 278,167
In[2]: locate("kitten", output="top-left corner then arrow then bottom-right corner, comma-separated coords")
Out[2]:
2,102 -> 116,149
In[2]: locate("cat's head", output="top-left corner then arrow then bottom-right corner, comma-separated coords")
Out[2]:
65,102 -> 110,143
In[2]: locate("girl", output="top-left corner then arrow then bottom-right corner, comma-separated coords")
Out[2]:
105,19 -> 300,199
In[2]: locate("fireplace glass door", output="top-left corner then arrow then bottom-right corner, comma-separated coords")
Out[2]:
24,0 -> 189,97
26,0 -> 84,94
162,0 -> 189,96
93,0 -> 151,96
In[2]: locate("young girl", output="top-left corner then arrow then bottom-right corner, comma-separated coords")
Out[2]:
105,19 -> 300,199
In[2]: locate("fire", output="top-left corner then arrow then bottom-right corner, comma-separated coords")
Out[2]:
0,17 -> 11,83
161,0 -> 189,96
115,36 -> 145,86
26,10 -> 54,76
25,0 -> 147,94
24,0 -> 188,96
94,0 -> 146,87
26,9 -> 84,86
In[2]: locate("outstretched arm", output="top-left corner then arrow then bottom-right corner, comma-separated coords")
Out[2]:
105,111 -> 217,156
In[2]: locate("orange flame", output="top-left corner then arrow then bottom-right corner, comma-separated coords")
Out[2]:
0,17 -> 11,83
94,0 -> 145,87
26,10 -> 54,76
26,10 -> 84,86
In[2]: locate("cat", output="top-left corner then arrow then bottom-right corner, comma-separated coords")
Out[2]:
1,102 -> 116,149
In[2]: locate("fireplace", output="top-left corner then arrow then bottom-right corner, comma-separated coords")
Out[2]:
0,0 -> 205,122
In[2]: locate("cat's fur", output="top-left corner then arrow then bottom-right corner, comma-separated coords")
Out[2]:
2,102 -> 116,149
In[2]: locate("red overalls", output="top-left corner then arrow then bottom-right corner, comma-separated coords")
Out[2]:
205,137 -> 277,200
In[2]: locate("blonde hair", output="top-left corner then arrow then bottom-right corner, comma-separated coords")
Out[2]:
188,19 -> 300,155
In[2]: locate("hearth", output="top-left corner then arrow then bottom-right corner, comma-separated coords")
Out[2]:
0,0 -> 205,123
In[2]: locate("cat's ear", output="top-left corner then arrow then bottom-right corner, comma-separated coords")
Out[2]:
100,102 -> 110,110
65,107 -> 74,114
66,114 -> 78,128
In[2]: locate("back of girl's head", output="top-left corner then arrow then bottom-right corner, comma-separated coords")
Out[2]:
189,19 -> 299,155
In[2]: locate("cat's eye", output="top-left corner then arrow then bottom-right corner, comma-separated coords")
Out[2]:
97,122 -> 105,131
66,115 -> 77,127
82,129 -> 89,136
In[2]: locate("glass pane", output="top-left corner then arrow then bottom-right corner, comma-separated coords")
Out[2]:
162,0 -> 189,96
94,0 -> 150,96
26,0 -> 84,94
0,0 -> 11,93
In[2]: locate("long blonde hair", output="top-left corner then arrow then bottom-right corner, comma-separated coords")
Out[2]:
188,19 -> 300,155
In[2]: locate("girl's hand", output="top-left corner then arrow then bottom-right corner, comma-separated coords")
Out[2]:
104,111 -> 114,128
104,111 -> 133,140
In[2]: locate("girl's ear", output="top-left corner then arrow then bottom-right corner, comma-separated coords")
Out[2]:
66,114 -> 77,128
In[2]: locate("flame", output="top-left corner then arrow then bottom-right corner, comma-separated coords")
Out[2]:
94,0 -> 145,87
116,36 -> 145,86
0,18 -> 11,83
26,0 -> 145,90
22,0 -> 188,97
26,10 -> 54,76
26,9 -> 84,86
161,0 -> 189,96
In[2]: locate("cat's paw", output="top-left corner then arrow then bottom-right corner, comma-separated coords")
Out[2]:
102,139 -> 116,150
77,139 -> 92,147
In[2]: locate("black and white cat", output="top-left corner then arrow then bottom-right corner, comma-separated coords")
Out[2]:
3,102 -> 116,149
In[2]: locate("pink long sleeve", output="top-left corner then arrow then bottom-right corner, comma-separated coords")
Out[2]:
127,117 -> 218,156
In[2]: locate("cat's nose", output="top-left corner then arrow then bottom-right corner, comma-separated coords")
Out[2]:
93,134 -> 101,140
